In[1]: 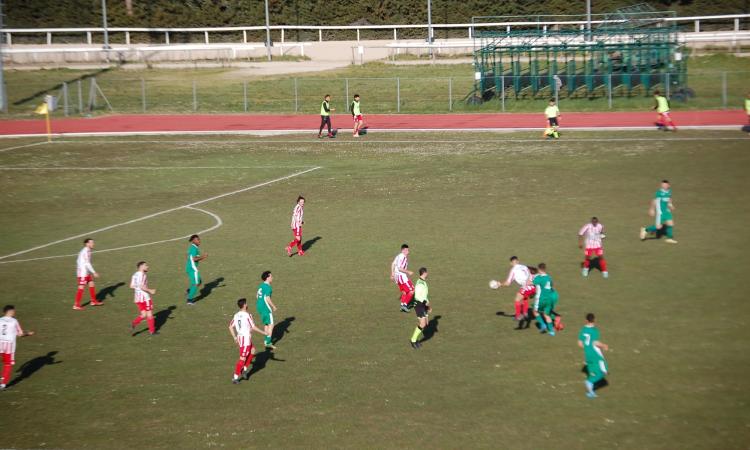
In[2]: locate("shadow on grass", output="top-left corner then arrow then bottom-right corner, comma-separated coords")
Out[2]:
421,315 -> 441,342
8,351 -> 62,387
194,277 -> 226,303
301,236 -> 322,252
248,349 -> 286,377
272,316 -> 295,345
96,282 -> 126,301
154,305 -> 177,332
581,364 -> 610,391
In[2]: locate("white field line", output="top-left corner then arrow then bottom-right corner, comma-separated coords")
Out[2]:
0,166 -> 321,262
0,166 -> 310,171
0,206 -> 222,265
0,141 -> 49,153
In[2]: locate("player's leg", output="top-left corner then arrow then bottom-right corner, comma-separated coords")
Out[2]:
186,271 -> 200,304
131,305 -> 146,332
513,292 -> 524,320
89,280 -> 103,306
146,307 -> 156,335
664,218 -> 677,243
263,312 -> 275,348
411,307 -> 427,348
584,361 -> 603,397
597,249 -> 608,277
582,249 -> 591,276
318,116 -> 326,137
74,277 -> 87,309
326,117 -> 333,136
296,228 -> 304,256
244,345 -> 256,373
233,345 -> 248,383
1,353 -> 13,388
533,305 -> 546,332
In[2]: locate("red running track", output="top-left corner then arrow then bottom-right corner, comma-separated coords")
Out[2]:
0,110 -> 745,136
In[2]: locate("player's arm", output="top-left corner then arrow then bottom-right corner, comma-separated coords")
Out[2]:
17,323 -> 34,337
577,340 -> 584,348
500,270 -> 514,287
594,340 -> 609,351
648,198 -> 656,217
396,266 -> 414,277
228,321 -> 237,341
193,254 -> 208,262
84,255 -> 98,278
668,199 -> 675,211
265,296 -> 277,312
578,227 -> 586,249
251,324 -> 269,336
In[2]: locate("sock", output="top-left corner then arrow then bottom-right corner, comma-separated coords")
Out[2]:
411,326 -> 422,343
585,380 -> 594,394
599,258 -> 608,272
244,353 -> 254,370
535,315 -> 546,329
265,335 -> 272,346
147,317 -> 155,334
645,225 -> 657,233
234,360 -> 244,376
74,289 -> 83,307
1,363 -> 11,385
666,226 -> 673,239
287,239 -> 296,249
514,302 -> 522,317
583,259 -> 590,268
132,316 -> 144,327
187,284 -> 198,302
295,238 -> 302,250
89,286 -> 97,301
521,299 -> 529,316
547,321 -> 554,332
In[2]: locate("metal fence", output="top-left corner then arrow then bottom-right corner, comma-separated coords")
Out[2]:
6,72 -> 748,117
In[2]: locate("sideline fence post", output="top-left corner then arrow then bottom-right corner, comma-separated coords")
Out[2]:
62,82 -> 69,116
77,79 -> 83,114
294,78 -> 298,113
448,77 -> 452,111
501,75 -> 505,112
345,78 -> 349,112
243,81 -> 248,112
607,74 -> 612,109
721,72 -> 727,109
192,80 -> 197,111
141,78 -> 146,112
396,77 -> 400,113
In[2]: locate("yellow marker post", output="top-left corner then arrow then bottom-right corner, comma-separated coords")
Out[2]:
34,102 -> 51,142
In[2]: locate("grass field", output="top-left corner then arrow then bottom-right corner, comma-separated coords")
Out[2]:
0,131 -> 749,449
4,54 -> 749,117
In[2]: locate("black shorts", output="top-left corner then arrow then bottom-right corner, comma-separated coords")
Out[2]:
414,302 -> 428,318
548,117 -> 558,127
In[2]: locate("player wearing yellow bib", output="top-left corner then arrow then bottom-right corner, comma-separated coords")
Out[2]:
351,94 -> 363,137
653,90 -> 677,132
318,94 -> 335,139
410,268 -> 431,350
543,99 -> 560,139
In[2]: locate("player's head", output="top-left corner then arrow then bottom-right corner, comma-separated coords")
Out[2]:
297,195 -> 305,206
586,312 -> 595,323
354,94 -> 360,100
189,234 -> 201,245
538,262 -> 547,272
591,216 -> 598,225
261,270 -> 272,283
661,179 -> 670,190
548,98 -> 555,105
653,90 -> 661,96
324,94 -> 331,101
136,261 -> 148,272
509,256 -> 519,266
83,238 -> 94,248
401,244 -> 409,255
3,305 -> 15,316
419,267 -> 428,279
237,298 -> 247,310
528,266 -> 538,275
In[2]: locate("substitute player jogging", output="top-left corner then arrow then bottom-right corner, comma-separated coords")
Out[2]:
318,95 -> 335,138
579,217 -> 608,278
640,179 -> 677,244
185,234 -> 207,305
0,305 -> 34,390
286,196 -> 305,257
130,261 -> 157,336
256,271 -> 278,350
392,244 -> 415,313
410,268 -> 431,349
578,313 -> 610,398
229,298 -> 268,384
543,98 -> 560,139
73,238 -> 103,310
653,90 -> 677,132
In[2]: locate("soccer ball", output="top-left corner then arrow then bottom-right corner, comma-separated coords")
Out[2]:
489,280 -> 500,290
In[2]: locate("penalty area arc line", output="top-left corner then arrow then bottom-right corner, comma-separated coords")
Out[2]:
0,166 -> 321,262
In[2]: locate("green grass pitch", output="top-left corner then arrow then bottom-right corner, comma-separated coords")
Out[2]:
0,131 -> 748,449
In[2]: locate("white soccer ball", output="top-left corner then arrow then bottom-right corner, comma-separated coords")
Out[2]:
489,280 -> 500,290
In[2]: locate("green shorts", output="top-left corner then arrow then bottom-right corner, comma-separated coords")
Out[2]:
586,358 -> 609,384
186,270 -> 201,285
656,210 -> 673,225
538,292 -> 558,315
258,308 -> 274,326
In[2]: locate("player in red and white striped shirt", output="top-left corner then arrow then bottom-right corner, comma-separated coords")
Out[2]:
73,238 -> 103,310
499,256 -> 536,321
286,196 -> 306,257
130,261 -> 158,336
578,217 -> 608,278
228,298 -> 268,384
392,244 -> 415,312
1,305 -> 34,390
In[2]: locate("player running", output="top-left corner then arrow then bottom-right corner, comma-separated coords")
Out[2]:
73,238 -> 102,310
392,244 -> 415,313
1,305 -> 35,390
351,94 -> 363,137
318,95 -> 335,138
286,196 -> 305,257
640,180 -> 677,244
499,256 -> 535,321
578,216 -> 609,278
653,90 -> 677,132
130,261 -> 157,336
578,313 -> 610,398
543,98 -> 560,139
533,263 -> 561,335
410,267 -> 431,350
186,234 -> 207,305
256,271 -> 278,350
229,298 -> 269,384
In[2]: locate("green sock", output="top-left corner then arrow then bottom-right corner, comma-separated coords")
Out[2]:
187,284 -> 198,301
666,226 -> 673,238
411,327 -> 422,343
645,225 -> 657,233
547,321 -> 554,332
535,315 -> 546,329
265,335 -> 272,345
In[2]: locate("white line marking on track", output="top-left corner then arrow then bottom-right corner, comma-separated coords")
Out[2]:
0,166 -> 321,263
0,206 -> 223,265
0,166 -> 309,170
0,141 -> 49,153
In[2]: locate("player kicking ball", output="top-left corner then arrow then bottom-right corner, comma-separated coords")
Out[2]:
410,267 -> 431,349
640,179 -> 677,244
130,261 -> 157,336
256,271 -> 278,350
286,196 -> 305,257
73,238 -> 103,310
578,217 -> 608,278
392,244 -> 415,313
0,305 -> 34,390
499,256 -> 535,321
578,313 -> 610,398
229,298 -> 269,384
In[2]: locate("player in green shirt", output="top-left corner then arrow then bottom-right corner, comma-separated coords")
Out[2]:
578,313 -> 610,398
185,234 -> 207,305
543,98 -> 560,139
653,90 -> 677,131
533,263 -> 560,336
256,270 -> 278,349
351,94 -> 363,137
640,179 -> 677,244
410,267 -> 431,349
